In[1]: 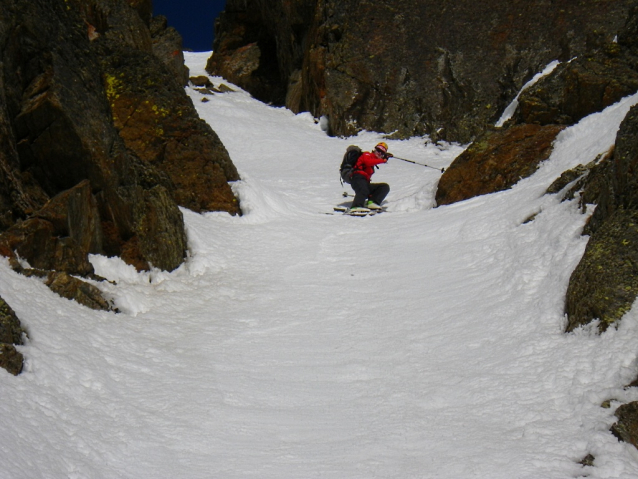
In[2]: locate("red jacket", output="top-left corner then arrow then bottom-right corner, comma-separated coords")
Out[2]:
353,151 -> 387,181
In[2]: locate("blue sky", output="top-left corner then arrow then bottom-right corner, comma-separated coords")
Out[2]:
153,0 -> 226,51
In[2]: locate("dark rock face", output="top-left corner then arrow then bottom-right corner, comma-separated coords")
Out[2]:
0,344 -> 24,376
206,0 -> 292,106
437,4 -> 638,206
565,104 -> 638,332
209,0 -> 632,143
0,181 -> 101,276
84,0 -> 240,214
565,208 -> 638,332
435,124 -> 564,206
0,0 -> 240,368
0,296 -> 24,375
99,44 -> 241,214
0,0 -> 240,285
0,0 -> 184,273
516,47 -> 638,127
127,0 -> 153,25
150,15 -> 190,87
517,0 -> 638,129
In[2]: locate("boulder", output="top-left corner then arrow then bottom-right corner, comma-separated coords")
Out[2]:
545,163 -> 593,198
435,124 -> 564,206
0,296 -> 25,376
0,344 -> 23,376
16,267 -> 114,312
0,297 -> 24,346
612,402 -> 638,448
44,272 -> 113,312
190,76 -> 214,88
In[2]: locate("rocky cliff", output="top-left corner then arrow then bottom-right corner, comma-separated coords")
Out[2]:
0,0 -> 241,374
0,0 -> 241,272
208,0 -> 633,144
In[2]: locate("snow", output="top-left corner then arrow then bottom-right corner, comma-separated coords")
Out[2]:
1,51 -> 638,478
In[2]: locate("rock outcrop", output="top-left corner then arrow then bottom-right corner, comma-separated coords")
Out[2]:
0,0 -> 177,279
612,401 -> 638,450
515,53 -> 638,127
564,104 -> 638,333
435,124 -> 565,206
0,0 -> 240,283
150,15 -> 190,87
437,4 -> 638,209
0,0 -> 242,370
99,43 -> 240,214
0,296 -> 25,376
0,181 -> 101,276
208,0 -> 632,143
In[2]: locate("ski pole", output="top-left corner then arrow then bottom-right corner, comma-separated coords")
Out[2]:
393,156 -> 445,173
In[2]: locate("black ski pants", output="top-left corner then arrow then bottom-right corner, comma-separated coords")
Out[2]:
350,174 -> 390,208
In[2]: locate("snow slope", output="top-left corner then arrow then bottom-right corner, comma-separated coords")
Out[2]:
1,51 -> 638,478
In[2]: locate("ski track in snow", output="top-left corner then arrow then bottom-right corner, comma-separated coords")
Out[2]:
1,52 -> 638,478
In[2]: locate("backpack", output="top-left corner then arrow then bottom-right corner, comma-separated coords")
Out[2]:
339,145 -> 362,184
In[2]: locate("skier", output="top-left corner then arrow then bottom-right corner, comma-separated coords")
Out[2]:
349,142 -> 392,213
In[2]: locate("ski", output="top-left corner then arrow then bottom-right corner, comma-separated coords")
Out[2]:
332,206 -> 386,216
335,194 -> 387,216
